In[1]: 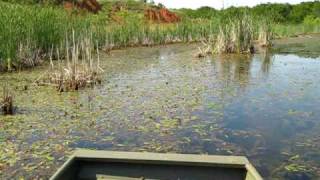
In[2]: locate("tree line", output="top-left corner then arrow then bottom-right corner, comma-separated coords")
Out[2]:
177,1 -> 320,24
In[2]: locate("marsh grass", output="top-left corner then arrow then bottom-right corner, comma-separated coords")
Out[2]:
43,32 -> 103,92
1,83 -> 14,115
196,37 -> 214,57
1,1 -> 309,69
104,19 -> 216,49
213,16 -> 254,54
258,21 -> 273,47
0,2 -> 96,71
198,16 -> 274,56
273,23 -> 320,38
0,1 -> 217,70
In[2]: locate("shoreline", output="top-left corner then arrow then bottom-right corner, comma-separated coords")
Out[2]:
1,33 -> 320,73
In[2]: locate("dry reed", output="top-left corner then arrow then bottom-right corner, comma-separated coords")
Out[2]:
213,16 -> 254,54
258,23 -> 273,47
40,32 -> 103,92
1,83 -> 14,115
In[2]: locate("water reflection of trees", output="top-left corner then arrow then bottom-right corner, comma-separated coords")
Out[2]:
260,48 -> 273,75
214,54 -> 253,89
213,50 -> 274,88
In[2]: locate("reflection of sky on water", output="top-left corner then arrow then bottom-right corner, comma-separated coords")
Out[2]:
88,45 -> 320,178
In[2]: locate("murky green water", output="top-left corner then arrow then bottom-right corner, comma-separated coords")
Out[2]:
1,36 -> 320,179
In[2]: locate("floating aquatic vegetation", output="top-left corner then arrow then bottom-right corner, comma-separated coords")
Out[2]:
285,163 -> 308,172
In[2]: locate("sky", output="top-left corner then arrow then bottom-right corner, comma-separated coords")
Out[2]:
152,0 -> 314,9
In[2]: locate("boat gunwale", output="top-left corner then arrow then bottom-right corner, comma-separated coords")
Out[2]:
50,149 -> 263,180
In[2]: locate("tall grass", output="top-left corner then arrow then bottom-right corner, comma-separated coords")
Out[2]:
43,32 -> 104,92
1,1 -> 319,71
258,22 -> 273,47
104,19 -> 217,48
273,23 -> 320,38
0,2 -> 97,71
0,2 -> 218,71
195,15 -> 273,56
213,16 -> 254,54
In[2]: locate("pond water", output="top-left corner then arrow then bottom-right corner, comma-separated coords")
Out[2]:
1,36 -> 320,179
